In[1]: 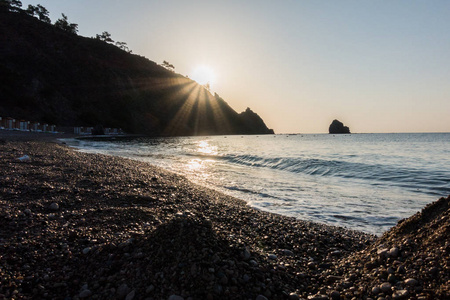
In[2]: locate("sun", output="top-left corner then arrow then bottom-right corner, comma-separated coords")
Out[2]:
191,65 -> 216,87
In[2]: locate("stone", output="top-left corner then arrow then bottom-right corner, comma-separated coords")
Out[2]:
288,292 -> 300,300
392,290 -> 408,299
330,290 -> 340,300
256,295 -> 268,300
377,248 -> 389,258
125,290 -> 136,300
117,283 -> 130,298
283,249 -> 294,256
308,294 -> 328,300
49,202 -> 59,211
79,289 -> 92,298
243,248 -> 251,260
396,265 -> 405,274
213,284 -> 223,295
23,208 -> 32,215
388,274 -> 397,283
389,247 -> 399,258
268,254 -> 277,260
219,275 -> 228,285
249,260 -> 258,267
380,282 -> 392,293
168,295 -> 184,300
372,286 -> 381,295
429,266 -> 439,276
82,247 -> 91,255
146,285 -> 155,294
404,278 -> 418,286
330,250 -> 342,256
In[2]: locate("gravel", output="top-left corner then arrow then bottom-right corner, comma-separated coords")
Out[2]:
0,138 -> 448,299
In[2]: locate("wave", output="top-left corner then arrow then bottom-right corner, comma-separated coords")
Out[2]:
212,154 -> 450,196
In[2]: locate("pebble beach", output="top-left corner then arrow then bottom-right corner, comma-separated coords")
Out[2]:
0,133 -> 448,299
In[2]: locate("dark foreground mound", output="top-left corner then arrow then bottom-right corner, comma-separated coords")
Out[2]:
0,139 -> 448,299
0,10 -> 273,136
320,196 -> 449,299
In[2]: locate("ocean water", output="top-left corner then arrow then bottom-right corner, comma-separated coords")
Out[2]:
64,133 -> 450,235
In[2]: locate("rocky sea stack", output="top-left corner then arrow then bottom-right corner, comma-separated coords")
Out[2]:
329,119 -> 351,134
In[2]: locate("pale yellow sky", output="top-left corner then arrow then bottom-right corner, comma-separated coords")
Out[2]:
23,0 -> 450,133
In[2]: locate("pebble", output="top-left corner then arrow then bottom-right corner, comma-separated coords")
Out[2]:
377,248 -> 389,257
249,259 -> 258,267
380,282 -> 392,293
79,289 -> 92,298
392,290 -> 408,299
125,290 -> 136,300
288,292 -> 300,300
243,248 -> 251,260
82,247 -> 91,254
213,284 -> 223,295
429,266 -> 439,275
307,261 -> 317,269
308,294 -> 328,300
117,283 -> 130,298
49,202 -> 59,211
146,285 -> 155,294
283,249 -> 294,256
389,247 -> 399,258
388,274 -> 397,283
168,295 -> 184,300
268,254 -> 277,260
372,286 -> 381,295
404,278 -> 418,286
330,250 -> 342,256
255,295 -> 268,300
330,290 -> 340,300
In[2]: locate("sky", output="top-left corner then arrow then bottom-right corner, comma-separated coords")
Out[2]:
21,0 -> 450,133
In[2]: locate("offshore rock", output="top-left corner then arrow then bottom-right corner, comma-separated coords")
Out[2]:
329,119 -> 351,134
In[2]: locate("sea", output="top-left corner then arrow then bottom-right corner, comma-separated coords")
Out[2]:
63,133 -> 450,236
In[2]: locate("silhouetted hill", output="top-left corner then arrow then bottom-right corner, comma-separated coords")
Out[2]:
0,10 -> 274,135
239,107 -> 275,134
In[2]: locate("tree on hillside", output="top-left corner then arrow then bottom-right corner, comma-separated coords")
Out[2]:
0,0 -> 22,12
162,60 -> 175,72
26,4 -> 51,23
115,41 -> 132,53
54,13 -> 78,34
95,32 -> 132,53
95,31 -> 114,43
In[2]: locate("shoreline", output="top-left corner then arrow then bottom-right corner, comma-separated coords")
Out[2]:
0,133 -> 448,299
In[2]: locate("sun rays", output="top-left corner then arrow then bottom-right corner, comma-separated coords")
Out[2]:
191,65 -> 216,88
161,79 -> 232,136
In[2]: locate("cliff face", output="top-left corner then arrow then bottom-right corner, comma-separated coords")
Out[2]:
0,10 -> 274,135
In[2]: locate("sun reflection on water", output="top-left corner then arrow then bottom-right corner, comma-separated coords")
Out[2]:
196,140 -> 218,155
185,140 -> 218,180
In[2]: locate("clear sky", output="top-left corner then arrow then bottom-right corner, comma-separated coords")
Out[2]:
22,0 -> 450,133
